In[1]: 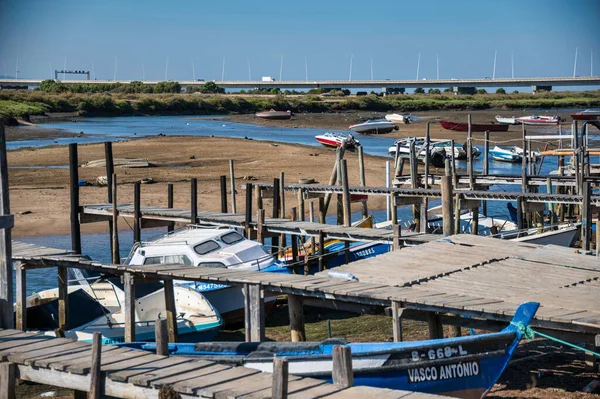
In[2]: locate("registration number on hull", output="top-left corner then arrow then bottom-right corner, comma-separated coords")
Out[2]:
407,361 -> 480,383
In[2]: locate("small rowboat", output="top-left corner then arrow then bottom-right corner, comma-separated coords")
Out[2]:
255,109 -> 292,120
349,119 -> 398,134
569,109 -> 600,120
516,115 -> 560,125
120,302 -> 540,399
495,115 -> 520,125
315,133 -> 360,150
439,120 -> 509,132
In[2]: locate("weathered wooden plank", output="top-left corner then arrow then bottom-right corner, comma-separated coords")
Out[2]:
108,356 -> 192,383
41,347 -> 124,370
129,359 -> 217,387
66,349 -> 153,375
149,363 -> 231,388
7,341 -> 89,365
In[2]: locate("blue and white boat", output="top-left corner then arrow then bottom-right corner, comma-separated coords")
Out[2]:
121,302 -> 539,399
126,226 -> 290,325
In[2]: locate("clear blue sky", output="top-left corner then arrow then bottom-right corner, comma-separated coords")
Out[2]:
0,0 -> 599,82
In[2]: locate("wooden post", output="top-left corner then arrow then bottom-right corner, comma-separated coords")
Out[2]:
521,124 -> 527,194
69,143 -> 82,254
249,284 -> 264,342
420,124 -> 430,233
386,161 -> 391,221
454,194 -> 462,234
582,181 -> 592,250
482,130 -> 489,216
391,195 -> 398,227
391,301 -> 404,342
332,345 -> 353,388
0,362 -> 16,399
132,182 -> 141,245
451,139 -> 457,187
341,160 -> 351,227
467,114 -> 474,190
427,312 -> 444,339
124,272 -> 136,342
245,183 -> 253,238
272,357 -> 289,399
244,284 -> 251,342
167,183 -> 174,233
409,140 -> 420,230
257,209 -> 265,244
163,279 -> 178,342
272,178 -> 280,255
111,174 -> 120,264
229,160 -> 237,213
357,145 -> 368,218
15,263 -> 25,331
318,231 -> 325,271
471,210 -> 479,235
58,266 -> 68,330
596,214 -> 600,257
190,178 -> 197,224
449,325 -> 462,338
220,175 -> 228,213
323,146 -> 345,215
288,294 -> 306,342
517,196 -> 524,231
255,185 -> 263,215
441,176 -> 454,236
105,142 -> 115,259
155,318 -> 169,356
318,197 -> 325,224
89,332 -> 102,399
280,172 -> 286,217
0,120 -> 12,330
546,178 -> 554,228
391,224 -> 401,251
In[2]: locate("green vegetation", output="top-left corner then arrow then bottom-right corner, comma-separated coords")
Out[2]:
428,88 -> 441,94
1,88 -> 599,119
186,81 -> 225,94
496,88 -> 506,94
414,87 -> 425,94
477,88 -> 488,94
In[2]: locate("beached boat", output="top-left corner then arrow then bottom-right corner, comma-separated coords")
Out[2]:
390,138 -> 481,161
349,119 -> 398,134
315,132 -> 360,150
489,146 -> 539,163
516,115 -> 560,125
27,279 -> 222,344
439,120 -> 509,132
570,109 -> 600,120
385,113 -> 414,124
120,302 -> 539,398
126,226 -> 290,325
495,115 -> 520,125
255,109 -> 292,120
387,137 -> 447,168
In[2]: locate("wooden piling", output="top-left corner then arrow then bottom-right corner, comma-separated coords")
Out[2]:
483,131 -> 490,216
358,145 -> 368,218
272,178 -> 280,255
124,272 -> 136,342
69,143 -> 82,254
272,357 -> 289,399
249,284 -> 265,342
15,263 -> 25,331
257,209 -> 265,244
167,183 -> 174,233
421,124 -> 430,233
332,345 -> 353,388
190,178 -> 198,224
597,214 -> 600,257
409,140 -> 420,230
318,197 -> 325,224
58,266 -> 68,331
288,294 -> 306,342
318,231 -> 326,271
229,160 -> 237,213
427,313 -> 444,339
298,191 -> 305,222
521,125 -> 528,194
582,181 -> 592,250
111,174 -> 120,264
323,146 -> 345,214
441,175 -> 454,237
0,120 -> 12,330
392,224 -> 401,251
244,284 -> 251,342
450,139 -> 457,187
89,332 -> 102,399
245,183 -> 253,239
391,301 -> 404,342
163,279 -> 178,342
341,160 -> 351,228
454,194 -> 462,234
467,114 -> 474,190
0,362 -> 16,399
155,318 -> 169,356
279,172 -> 286,217
105,142 -> 115,258
133,181 -> 141,243
220,175 -> 228,213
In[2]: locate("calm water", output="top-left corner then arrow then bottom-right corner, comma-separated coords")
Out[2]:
12,114 -> 596,294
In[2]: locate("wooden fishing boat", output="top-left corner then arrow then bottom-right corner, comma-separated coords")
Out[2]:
495,115 -> 520,125
516,115 -> 560,125
255,109 -> 292,120
569,109 -> 600,120
349,119 -> 398,134
439,120 -> 509,132
315,132 -> 360,150
120,302 -> 539,399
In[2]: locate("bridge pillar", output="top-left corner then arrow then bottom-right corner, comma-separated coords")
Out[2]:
453,87 -> 477,95
532,85 -> 552,94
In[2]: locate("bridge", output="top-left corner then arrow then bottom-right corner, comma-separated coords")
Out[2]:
1,76 -> 600,91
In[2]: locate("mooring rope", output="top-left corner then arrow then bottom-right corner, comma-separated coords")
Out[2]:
511,321 -> 600,358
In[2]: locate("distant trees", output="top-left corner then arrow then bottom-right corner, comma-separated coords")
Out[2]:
414,87 -> 425,94
39,79 -> 182,94
428,88 -> 441,94
194,81 -> 225,94
477,88 -> 487,94
443,88 -> 453,93
495,88 -> 506,94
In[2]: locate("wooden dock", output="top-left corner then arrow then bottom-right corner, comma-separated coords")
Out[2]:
0,329 -> 440,399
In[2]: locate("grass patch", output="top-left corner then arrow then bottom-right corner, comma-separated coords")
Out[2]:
0,100 -> 48,119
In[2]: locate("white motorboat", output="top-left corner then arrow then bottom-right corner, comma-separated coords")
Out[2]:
315,132 -> 360,150
489,145 -> 540,163
348,119 -> 398,134
385,113 -> 414,124
27,279 -> 222,344
126,226 -> 290,325
387,137 -> 446,168
495,115 -> 520,125
255,109 -> 292,119
516,115 -> 560,125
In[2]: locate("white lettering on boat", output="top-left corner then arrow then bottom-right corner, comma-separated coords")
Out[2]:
355,247 -> 375,258
411,345 -> 468,361
407,361 -> 480,383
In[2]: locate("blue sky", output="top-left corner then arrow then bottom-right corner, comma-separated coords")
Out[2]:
0,0 -> 599,82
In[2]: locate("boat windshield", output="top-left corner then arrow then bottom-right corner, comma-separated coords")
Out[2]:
220,231 -> 244,245
194,240 -> 221,255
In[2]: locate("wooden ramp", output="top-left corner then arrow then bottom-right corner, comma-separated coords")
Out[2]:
12,241 -> 74,258
1,329 -> 440,399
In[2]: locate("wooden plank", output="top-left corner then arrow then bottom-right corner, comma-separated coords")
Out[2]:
108,357 -> 192,383
40,347 -> 124,370
215,373 -> 302,399
65,349 -> 153,375
128,359 -> 217,387
148,363 -> 231,388
7,341 -> 89,365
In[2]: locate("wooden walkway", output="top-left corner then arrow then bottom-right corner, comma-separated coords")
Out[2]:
1,329 -> 440,399
14,235 -> 600,342
81,204 -> 439,245
12,240 -> 74,258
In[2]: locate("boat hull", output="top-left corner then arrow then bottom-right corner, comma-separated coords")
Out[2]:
439,120 -> 509,132
255,110 -> 292,120
350,125 -> 396,134
570,114 -> 600,120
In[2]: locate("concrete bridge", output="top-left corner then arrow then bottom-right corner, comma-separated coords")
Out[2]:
1,76 -> 600,92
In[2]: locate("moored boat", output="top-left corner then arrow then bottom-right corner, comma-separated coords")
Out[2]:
387,137 -> 447,168
349,119 -> 398,134
385,113 -> 414,124
255,109 -> 292,120
315,132 -> 360,150
516,115 -> 560,125
495,115 -> 520,125
119,302 -> 540,399
569,109 -> 600,120
489,145 -> 539,163
439,120 -> 509,132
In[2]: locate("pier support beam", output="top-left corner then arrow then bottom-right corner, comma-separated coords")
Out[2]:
15,263 -> 25,331
163,279 -> 178,342
167,184 -> 174,233
0,121 -> 12,330
123,272 -> 136,343
245,183 -> 253,239
440,176 -> 454,236
0,362 -> 16,399
69,143 -> 81,255
245,283 -> 264,342
332,345 -> 353,388
58,266 -> 68,331
391,301 -> 404,342
427,312 -> 444,339
288,294 -> 306,342
220,175 -> 228,213
133,181 -> 141,244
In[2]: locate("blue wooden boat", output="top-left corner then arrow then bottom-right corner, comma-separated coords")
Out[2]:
121,302 -> 539,398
